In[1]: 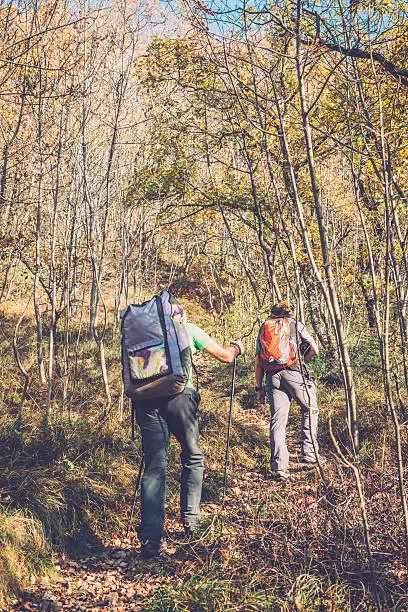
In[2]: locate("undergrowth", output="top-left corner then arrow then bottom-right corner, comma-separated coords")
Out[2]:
0,300 -> 408,609
0,511 -> 55,608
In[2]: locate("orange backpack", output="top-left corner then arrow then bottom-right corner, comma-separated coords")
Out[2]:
259,318 -> 298,371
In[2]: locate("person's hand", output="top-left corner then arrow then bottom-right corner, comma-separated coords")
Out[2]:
230,340 -> 244,357
257,390 -> 266,406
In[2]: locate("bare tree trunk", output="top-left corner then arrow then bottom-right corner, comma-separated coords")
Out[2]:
295,0 -> 358,449
33,81 -> 47,389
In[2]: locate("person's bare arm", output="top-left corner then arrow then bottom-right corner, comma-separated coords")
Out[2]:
255,354 -> 266,405
298,322 -> 319,362
255,354 -> 264,387
304,340 -> 318,362
204,340 -> 240,363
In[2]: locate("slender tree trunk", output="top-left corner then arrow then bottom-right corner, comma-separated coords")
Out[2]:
33,84 -> 47,389
295,0 -> 358,449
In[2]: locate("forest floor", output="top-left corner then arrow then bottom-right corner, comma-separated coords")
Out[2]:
2,301 -> 408,610
8,404 -> 339,612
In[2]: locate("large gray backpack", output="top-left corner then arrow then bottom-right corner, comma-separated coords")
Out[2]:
121,291 -> 192,401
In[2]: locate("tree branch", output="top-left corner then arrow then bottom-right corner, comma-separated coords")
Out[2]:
317,40 -> 408,88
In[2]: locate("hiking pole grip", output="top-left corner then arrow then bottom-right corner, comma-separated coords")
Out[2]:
222,357 -> 237,506
126,454 -> 144,538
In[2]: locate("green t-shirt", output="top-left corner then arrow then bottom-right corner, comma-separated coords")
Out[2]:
182,322 -> 211,388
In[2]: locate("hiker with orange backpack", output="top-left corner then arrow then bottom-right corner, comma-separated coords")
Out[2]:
255,300 -> 323,482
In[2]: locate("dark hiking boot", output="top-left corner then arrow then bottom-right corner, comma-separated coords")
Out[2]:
140,538 -> 160,560
183,522 -> 199,538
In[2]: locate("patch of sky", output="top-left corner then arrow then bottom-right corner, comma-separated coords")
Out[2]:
160,0 -> 407,48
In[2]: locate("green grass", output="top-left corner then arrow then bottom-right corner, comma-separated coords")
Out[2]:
0,511 -> 55,607
0,303 -> 407,609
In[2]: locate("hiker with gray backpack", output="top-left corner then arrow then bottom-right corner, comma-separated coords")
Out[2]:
121,291 -> 244,559
255,300 -> 324,482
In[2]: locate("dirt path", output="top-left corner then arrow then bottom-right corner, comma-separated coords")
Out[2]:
13,408 -> 320,611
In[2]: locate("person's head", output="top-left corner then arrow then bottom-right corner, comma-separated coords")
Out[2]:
270,300 -> 293,318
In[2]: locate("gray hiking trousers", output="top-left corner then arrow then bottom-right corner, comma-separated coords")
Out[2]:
266,369 -> 319,471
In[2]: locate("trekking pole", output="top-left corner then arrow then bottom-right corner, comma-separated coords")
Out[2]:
126,454 -> 144,538
222,357 -> 237,507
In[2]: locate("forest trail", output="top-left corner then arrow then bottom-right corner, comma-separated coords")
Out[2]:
1,0 -> 408,606
12,403 -> 322,612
